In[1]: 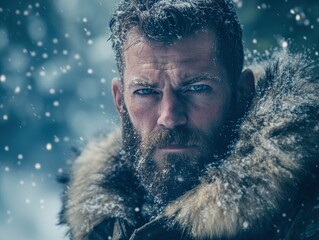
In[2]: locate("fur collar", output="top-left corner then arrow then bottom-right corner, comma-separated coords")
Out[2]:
62,51 -> 319,239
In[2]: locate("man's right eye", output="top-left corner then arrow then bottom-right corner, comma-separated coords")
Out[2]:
134,88 -> 157,95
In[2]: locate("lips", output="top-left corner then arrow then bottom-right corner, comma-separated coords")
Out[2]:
161,145 -> 187,149
142,128 -> 204,155
159,144 -> 196,151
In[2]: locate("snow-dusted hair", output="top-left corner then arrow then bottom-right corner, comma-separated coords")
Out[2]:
109,0 -> 244,84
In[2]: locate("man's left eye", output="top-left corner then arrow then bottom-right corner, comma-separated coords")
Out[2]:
134,88 -> 157,95
187,85 -> 210,92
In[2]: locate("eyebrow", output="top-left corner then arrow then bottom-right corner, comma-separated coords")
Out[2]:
128,79 -> 157,89
181,74 -> 220,87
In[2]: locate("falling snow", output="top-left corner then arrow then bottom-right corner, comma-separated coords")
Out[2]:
54,136 -> 60,143
0,1 -> 318,240
35,163 -> 41,170
243,221 -> 249,229
49,88 -> 55,94
46,143 -> 52,151
281,41 -> 288,48
53,101 -> 59,107
14,86 -> 21,94
0,74 -> 6,82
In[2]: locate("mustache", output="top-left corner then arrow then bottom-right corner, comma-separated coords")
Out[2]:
142,127 -> 210,150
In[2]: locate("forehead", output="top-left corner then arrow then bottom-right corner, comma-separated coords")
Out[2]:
124,30 -> 216,63
123,30 -> 219,78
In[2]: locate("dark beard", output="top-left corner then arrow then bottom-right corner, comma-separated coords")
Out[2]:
137,127 -> 215,206
120,104 -> 234,213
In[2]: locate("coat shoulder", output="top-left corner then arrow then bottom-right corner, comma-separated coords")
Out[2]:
60,130 -> 125,240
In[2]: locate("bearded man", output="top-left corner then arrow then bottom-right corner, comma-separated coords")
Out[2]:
59,0 -> 319,239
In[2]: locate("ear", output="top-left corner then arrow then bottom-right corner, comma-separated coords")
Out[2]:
112,78 -> 124,116
236,68 -> 255,117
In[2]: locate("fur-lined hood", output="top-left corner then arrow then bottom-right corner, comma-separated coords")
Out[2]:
60,51 -> 319,240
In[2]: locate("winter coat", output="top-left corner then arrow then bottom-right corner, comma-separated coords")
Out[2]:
59,51 -> 319,240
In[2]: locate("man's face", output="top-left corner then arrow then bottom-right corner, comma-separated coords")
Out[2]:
113,30 -> 234,205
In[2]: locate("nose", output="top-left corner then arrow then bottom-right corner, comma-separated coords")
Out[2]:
157,91 -> 187,129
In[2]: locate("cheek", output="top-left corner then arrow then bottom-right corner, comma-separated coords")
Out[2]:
190,94 -> 231,132
124,94 -> 158,135
191,107 -> 222,130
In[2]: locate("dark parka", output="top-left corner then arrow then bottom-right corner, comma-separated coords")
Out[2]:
59,51 -> 319,240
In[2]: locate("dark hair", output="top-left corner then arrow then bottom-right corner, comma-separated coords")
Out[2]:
109,0 -> 243,83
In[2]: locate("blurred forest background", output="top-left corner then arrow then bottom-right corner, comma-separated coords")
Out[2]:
0,0 -> 318,239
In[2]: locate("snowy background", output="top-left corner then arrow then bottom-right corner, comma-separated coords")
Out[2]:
0,0 -> 317,239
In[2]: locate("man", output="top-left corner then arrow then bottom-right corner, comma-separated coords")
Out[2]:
59,0 -> 319,239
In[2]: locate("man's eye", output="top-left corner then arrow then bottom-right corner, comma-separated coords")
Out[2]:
134,88 -> 157,95
187,85 -> 210,92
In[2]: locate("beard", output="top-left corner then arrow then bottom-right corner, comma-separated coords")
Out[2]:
121,104 -> 234,212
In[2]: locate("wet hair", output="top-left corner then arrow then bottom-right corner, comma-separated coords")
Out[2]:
109,0 -> 243,83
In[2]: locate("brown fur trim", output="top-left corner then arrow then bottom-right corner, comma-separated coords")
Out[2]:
65,131 -> 123,240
